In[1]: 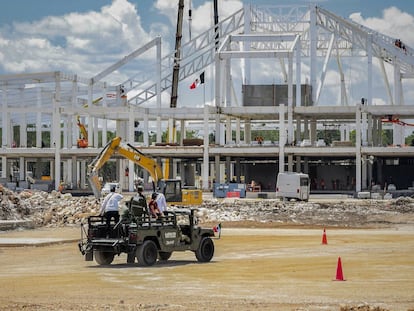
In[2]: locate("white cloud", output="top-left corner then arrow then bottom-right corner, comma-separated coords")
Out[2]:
0,0 -> 153,78
350,7 -> 414,46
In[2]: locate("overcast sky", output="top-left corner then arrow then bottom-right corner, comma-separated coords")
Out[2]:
0,0 -> 414,107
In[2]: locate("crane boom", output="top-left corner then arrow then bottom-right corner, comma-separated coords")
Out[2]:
170,0 -> 184,108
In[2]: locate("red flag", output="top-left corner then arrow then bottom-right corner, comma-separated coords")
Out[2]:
189,72 -> 205,89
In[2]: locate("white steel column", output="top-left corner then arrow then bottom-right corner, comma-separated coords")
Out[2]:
128,106 -> 135,192
394,61 -> 401,106
296,35 -> 301,108
1,157 -> 6,178
362,111 -> 367,146
309,6 -> 317,105
53,72 -> 62,190
2,84 -> 9,147
202,105 -> 210,191
279,104 -> 285,173
225,58 -> 231,107
226,116 -> 231,144
242,4 -> 251,85
93,117 -> 99,148
236,118 -> 241,144
355,104 -> 362,192
287,53 -> 294,144
367,34 -> 372,105
143,110 -> 149,146
288,154 -> 293,172
215,52 -> 222,145
19,157 -> 24,181
36,87 -> 42,148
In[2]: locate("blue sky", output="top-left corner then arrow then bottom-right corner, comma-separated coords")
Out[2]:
1,0 -> 413,27
0,0 -> 414,107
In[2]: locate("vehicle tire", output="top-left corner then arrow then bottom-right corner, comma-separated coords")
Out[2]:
94,251 -> 114,265
136,240 -> 158,266
195,237 -> 214,262
158,251 -> 172,261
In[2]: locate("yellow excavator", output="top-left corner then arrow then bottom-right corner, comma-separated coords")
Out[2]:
87,137 -> 202,205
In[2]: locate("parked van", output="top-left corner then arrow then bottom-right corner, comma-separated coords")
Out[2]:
276,172 -> 310,201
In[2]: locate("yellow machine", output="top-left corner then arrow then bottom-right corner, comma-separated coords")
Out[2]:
87,137 -> 202,205
76,116 -> 88,148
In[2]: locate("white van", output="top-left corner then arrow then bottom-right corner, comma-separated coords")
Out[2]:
276,172 -> 310,201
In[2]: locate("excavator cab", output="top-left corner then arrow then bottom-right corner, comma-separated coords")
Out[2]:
163,180 -> 183,204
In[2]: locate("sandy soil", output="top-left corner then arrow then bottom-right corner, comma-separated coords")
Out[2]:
0,223 -> 413,311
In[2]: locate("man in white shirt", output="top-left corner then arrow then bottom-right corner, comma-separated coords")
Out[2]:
155,192 -> 167,215
100,185 -> 123,236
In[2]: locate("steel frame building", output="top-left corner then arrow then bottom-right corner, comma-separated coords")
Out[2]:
1,5 -> 414,193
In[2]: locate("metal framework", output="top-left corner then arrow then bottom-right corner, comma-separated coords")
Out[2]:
1,4 -> 414,193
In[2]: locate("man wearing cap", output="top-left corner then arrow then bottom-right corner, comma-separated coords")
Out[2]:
100,185 -> 123,236
129,184 -> 147,217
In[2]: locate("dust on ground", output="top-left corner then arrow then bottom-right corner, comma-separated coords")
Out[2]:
1,190 -> 414,310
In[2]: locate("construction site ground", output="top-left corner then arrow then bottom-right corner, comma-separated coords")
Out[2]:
0,194 -> 414,311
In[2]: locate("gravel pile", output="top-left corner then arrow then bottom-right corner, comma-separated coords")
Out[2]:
1,184 -> 414,228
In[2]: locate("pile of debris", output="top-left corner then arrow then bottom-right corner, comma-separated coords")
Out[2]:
1,184 -> 414,228
0,185 -> 99,227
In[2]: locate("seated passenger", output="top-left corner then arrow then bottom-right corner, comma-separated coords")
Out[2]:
148,192 -> 163,219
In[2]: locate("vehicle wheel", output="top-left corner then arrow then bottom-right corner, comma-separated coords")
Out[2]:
94,251 -> 114,265
136,240 -> 158,266
158,251 -> 172,261
195,237 -> 214,262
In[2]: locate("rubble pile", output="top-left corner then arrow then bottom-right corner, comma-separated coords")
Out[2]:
1,183 -> 414,228
0,184 -> 99,227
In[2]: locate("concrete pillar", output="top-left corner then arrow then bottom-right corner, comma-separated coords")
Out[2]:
215,155 -> 220,184
80,161 -> 86,190
367,114 -> 373,146
236,118 -> 241,144
296,155 -> 301,173
279,104 -> 286,173
245,120 -> 251,144
362,111 -> 368,146
1,157 -> 6,178
235,158 -> 241,183
71,156 -> 77,189
361,155 -> 367,190
202,105 -> 209,190
19,157 -> 24,181
295,116 -> 301,145
180,119 -> 185,146
355,104 -> 362,192
303,157 -> 309,174
303,118 -> 309,140
288,154 -> 293,172
225,156 -> 231,182
144,112 -> 149,146
226,116 -> 232,144
310,119 -> 317,144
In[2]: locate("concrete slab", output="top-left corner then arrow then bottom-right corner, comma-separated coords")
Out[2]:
0,220 -> 34,230
0,237 -> 77,247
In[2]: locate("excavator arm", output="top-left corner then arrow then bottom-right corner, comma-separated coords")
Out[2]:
87,137 -> 164,199
76,116 -> 88,148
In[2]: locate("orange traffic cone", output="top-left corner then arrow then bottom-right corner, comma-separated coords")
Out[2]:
322,228 -> 328,244
334,257 -> 345,281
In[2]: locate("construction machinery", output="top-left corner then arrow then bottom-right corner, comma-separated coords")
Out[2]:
87,136 -> 202,205
76,116 -> 88,148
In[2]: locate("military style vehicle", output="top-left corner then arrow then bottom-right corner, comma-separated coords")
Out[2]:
78,200 -> 218,266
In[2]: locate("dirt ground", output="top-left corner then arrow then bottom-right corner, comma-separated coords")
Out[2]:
0,222 -> 413,311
